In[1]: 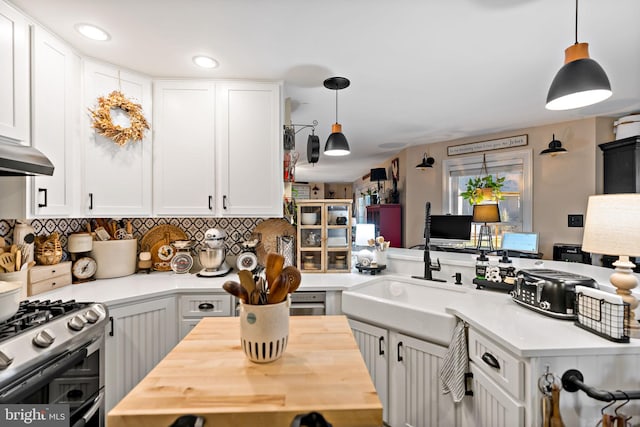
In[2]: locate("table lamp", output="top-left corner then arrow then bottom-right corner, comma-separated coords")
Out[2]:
370,168 -> 387,200
581,194 -> 640,333
472,203 -> 501,251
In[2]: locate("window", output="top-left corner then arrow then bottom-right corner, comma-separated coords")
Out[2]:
442,150 -> 532,245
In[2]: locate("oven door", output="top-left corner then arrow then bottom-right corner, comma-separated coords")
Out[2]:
0,341 -> 104,427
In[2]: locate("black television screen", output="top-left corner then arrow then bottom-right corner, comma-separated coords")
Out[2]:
429,215 -> 473,240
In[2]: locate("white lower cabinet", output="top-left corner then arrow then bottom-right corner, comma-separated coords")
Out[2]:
348,319 -> 459,427
348,319 -> 389,423
463,328 -> 526,427
178,293 -> 234,340
389,332 -> 458,427
105,296 -> 177,414
466,363 -> 525,427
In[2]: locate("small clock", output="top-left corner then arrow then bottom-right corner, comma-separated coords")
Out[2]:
236,251 -> 258,272
72,256 -> 97,282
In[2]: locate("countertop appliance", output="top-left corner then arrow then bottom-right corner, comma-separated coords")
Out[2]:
511,269 -> 598,319
197,228 -> 232,277
0,299 -> 108,426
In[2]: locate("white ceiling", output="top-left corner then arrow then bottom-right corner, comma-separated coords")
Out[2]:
9,0 -> 640,183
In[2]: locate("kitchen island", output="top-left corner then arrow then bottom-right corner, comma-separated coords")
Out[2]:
107,315 -> 383,427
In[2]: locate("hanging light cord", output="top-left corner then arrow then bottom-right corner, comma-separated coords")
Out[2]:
480,153 -> 488,176
334,90 -> 339,123
574,0 -> 578,45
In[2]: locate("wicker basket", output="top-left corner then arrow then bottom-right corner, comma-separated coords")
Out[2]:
35,233 -> 63,265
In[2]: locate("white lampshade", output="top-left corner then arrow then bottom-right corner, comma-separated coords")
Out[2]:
355,224 -> 375,246
582,194 -> 640,257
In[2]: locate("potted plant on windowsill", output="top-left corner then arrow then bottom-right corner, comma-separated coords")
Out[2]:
460,175 -> 505,205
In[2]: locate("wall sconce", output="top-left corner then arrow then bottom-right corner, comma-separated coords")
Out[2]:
540,134 -> 568,156
416,154 -> 435,169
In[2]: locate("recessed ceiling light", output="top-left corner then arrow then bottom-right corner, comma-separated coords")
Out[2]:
75,23 -> 110,41
193,56 -> 219,69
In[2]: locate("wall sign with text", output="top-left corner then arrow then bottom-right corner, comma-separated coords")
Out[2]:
447,134 -> 528,156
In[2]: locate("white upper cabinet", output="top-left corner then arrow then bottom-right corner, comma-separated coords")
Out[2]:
82,60 -> 152,216
152,80 -> 216,216
0,1 -> 29,143
216,81 -> 283,217
30,25 -> 80,217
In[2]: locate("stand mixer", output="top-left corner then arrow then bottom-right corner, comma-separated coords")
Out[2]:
197,228 -> 232,277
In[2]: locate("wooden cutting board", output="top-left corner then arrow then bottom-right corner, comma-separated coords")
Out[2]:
108,316 -> 382,427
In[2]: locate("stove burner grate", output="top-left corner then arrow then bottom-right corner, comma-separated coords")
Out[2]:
0,299 -> 90,343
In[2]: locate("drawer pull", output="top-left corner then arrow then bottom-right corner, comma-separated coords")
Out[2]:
198,303 -> 214,311
397,341 -> 403,362
378,336 -> 385,355
481,352 -> 501,370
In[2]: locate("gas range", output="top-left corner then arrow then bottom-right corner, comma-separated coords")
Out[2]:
0,299 -> 108,390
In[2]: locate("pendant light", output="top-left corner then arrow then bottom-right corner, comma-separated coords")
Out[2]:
323,77 -> 350,156
546,0 -> 611,110
540,134 -> 568,156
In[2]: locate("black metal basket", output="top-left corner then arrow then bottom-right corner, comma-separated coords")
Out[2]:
574,292 -> 630,343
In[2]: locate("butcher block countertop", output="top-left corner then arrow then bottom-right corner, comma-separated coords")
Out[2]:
107,315 -> 383,427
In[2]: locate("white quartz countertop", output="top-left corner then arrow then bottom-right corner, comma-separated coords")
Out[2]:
29,270 -> 373,306
30,248 -> 640,357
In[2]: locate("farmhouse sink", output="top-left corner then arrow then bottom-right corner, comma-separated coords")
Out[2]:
342,276 -> 467,346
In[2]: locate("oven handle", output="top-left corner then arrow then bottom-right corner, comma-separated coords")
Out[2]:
0,346 -> 88,403
290,303 -> 325,310
71,389 -> 104,427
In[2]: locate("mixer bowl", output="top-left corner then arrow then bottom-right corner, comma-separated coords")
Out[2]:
199,247 -> 226,270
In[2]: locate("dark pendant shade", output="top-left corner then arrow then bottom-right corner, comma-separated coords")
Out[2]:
324,77 -> 351,156
546,57 -> 612,110
324,123 -> 350,156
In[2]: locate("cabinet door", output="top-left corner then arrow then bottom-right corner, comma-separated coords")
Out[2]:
31,26 -> 80,216
348,319 -> 389,423
466,363 -> 524,427
325,201 -> 352,272
0,1 -> 29,142
216,81 -> 282,217
105,296 -> 177,413
153,80 -> 216,215
389,332 -> 459,427
297,202 -> 324,272
82,60 -> 152,216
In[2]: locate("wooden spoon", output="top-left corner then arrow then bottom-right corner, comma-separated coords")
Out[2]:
265,252 -> 285,290
281,265 -> 302,294
238,270 -> 256,296
222,280 -> 249,303
267,273 -> 290,304
549,384 -> 565,427
0,253 -> 15,272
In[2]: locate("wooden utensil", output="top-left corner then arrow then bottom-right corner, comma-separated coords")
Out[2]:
222,280 -> 249,303
281,265 -> 302,294
238,270 -> 256,297
267,273 -> 289,304
14,249 -> 21,271
549,384 -> 565,427
0,253 -> 15,272
265,252 -> 285,289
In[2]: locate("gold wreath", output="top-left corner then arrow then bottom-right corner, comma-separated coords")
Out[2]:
88,90 -> 150,146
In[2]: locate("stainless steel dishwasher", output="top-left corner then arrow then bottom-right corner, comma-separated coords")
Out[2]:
289,291 -> 326,315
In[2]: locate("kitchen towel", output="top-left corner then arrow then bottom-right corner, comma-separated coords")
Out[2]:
439,321 -> 468,403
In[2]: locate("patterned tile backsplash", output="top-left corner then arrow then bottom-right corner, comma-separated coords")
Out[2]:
0,217 -> 267,257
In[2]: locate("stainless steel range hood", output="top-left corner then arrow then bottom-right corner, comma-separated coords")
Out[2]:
0,142 -> 54,176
